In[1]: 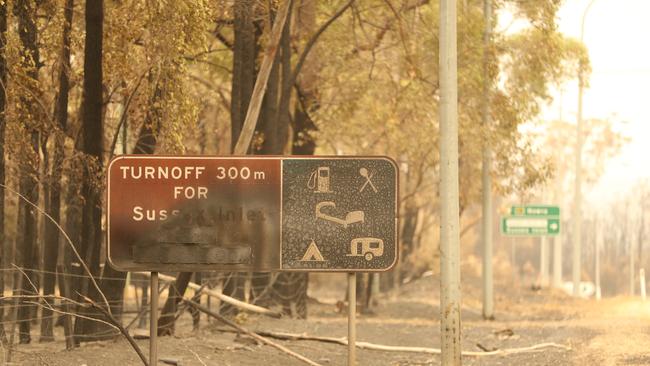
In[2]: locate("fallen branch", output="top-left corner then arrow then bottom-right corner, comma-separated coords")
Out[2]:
183,299 -> 322,366
138,272 -> 281,318
228,330 -> 571,357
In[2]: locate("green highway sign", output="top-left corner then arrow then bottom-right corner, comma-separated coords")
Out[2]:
510,205 -> 560,217
501,216 -> 560,236
502,204 -> 560,236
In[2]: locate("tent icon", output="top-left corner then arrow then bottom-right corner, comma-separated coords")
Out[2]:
299,240 -> 326,262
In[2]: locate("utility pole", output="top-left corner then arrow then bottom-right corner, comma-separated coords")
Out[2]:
573,0 -> 596,297
439,0 -> 461,363
481,0 -> 493,320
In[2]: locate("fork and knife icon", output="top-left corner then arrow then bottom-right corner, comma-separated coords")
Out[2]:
359,167 -> 378,193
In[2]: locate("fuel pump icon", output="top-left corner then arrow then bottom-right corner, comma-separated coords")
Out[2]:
308,166 -> 332,193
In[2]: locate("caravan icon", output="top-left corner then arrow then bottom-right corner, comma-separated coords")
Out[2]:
347,237 -> 384,261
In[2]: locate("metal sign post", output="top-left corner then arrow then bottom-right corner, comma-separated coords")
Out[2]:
439,0 -> 461,363
540,237 -> 549,286
347,273 -> 356,366
150,272 -> 158,366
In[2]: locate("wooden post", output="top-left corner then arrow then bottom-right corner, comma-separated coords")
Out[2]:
150,272 -> 159,366
348,273 -> 356,366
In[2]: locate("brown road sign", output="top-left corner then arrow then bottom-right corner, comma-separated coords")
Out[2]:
107,156 -> 398,272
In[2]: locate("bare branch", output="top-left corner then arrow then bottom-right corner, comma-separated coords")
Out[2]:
3,293 -> 148,365
1,295 -> 117,331
290,0 -> 355,88
0,183 -> 111,313
109,66 -> 153,158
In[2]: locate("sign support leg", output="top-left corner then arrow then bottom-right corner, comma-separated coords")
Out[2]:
347,273 -> 356,366
150,271 -> 159,366
540,236 -> 549,286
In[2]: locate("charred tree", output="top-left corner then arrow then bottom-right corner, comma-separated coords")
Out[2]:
40,0 -> 74,342
230,0 -> 257,152
291,0 -> 318,156
0,0 -> 7,343
14,0 -> 42,345
248,3 -> 285,308
220,0 -> 258,316
73,0 -> 104,342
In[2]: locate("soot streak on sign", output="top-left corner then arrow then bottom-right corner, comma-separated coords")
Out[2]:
281,158 -> 397,271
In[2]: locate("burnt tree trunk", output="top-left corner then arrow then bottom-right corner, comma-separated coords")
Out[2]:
291,0 -> 318,155
0,0 -> 7,343
220,0 -> 258,316
230,0 -> 256,152
14,0 -> 42,345
248,4 -> 285,307
40,0 -> 73,342
73,0 -> 104,343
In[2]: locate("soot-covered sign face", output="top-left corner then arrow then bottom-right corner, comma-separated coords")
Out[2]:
107,156 -> 397,272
